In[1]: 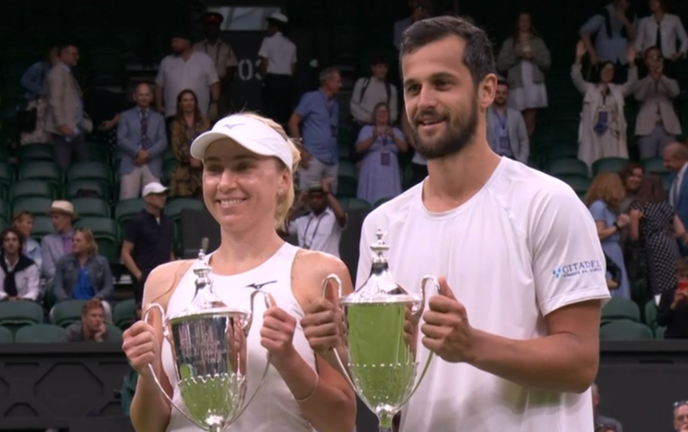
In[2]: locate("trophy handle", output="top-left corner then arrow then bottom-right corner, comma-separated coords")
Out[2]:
320,274 -> 358,391
142,303 -> 210,431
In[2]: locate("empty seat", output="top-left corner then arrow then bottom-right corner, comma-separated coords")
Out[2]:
338,161 -> 357,180
644,299 -> 658,329
10,180 -> 57,200
106,324 -> 124,342
558,175 -> 591,195
338,197 -> 372,212
0,301 -> 44,327
0,163 -> 14,189
546,159 -> 589,178
115,198 -> 145,226
113,299 -> 137,329
0,326 -> 12,342
51,300 -> 88,327
64,179 -> 111,201
599,320 -> 654,340
85,143 -> 110,165
337,176 -> 357,198
15,324 -> 66,342
11,197 -> 53,216
592,157 -> 629,176
72,197 -> 111,218
641,157 -> 668,175
31,215 -> 55,240
16,143 -> 54,162
0,201 -> 10,222
601,297 -> 641,322
165,198 -> 205,221
67,161 -> 112,183
18,161 -> 62,185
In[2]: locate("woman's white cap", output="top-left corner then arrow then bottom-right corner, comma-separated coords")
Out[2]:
190,114 -> 293,172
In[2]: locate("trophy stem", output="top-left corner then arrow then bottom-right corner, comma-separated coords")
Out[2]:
378,413 -> 394,432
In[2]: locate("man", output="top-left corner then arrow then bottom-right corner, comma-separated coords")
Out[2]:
633,47 -> 681,159
592,383 -> 623,432
259,12 -> 297,127
350,55 -> 399,126
579,0 -> 636,68
486,79 -> 529,163
63,298 -> 120,342
302,16 -> 609,432
120,182 -> 174,305
41,200 -> 76,281
193,12 -> 238,118
117,83 -> 168,200
155,31 -> 220,120
288,67 -> 342,193
675,402 -> 688,432
393,0 -> 433,51
288,178 -> 347,258
0,228 -> 40,302
664,142 -> 688,255
45,43 -> 92,169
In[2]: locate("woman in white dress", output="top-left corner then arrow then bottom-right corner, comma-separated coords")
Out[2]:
121,113 -> 356,432
496,12 -> 551,137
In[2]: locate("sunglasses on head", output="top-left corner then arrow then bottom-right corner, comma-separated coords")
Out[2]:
674,401 -> 688,408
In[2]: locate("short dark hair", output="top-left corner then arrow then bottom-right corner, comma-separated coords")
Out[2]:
57,43 -> 77,55
0,227 -> 24,251
370,54 -> 388,66
399,15 -> 495,86
497,78 -> 509,88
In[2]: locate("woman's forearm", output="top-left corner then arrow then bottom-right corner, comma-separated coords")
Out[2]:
130,375 -> 171,432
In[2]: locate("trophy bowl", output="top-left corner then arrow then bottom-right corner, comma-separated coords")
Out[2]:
144,250 -> 271,432
322,229 -> 438,432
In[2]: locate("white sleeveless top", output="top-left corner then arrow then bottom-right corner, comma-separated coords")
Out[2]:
162,243 -> 316,432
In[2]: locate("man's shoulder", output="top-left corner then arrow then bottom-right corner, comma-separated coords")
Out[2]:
363,184 -> 420,228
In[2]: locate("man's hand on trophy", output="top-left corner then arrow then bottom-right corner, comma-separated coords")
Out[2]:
301,298 -> 345,353
122,320 -> 160,379
420,276 -> 477,363
261,293 -> 300,369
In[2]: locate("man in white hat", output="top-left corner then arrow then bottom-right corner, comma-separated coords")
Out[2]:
258,11 -> 297,127
41,200 -> 76,281
120,182 -> 175,305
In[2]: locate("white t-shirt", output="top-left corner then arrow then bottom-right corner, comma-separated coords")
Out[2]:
355,157 -> 610,432
258,32 -> 297,76
155,52 -> 220,117
289,208 -> 343,257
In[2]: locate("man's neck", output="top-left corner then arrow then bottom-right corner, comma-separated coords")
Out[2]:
493,104 -> 507,114
312,207 -> 327,217
654,11 -> 665,21
371,75 -> 385,83
423,124 -> 501,212
206,37 -> 219,45
213,222 -> 284,274
145,206 -> 161,217
137,105 -> 149,112
320,86 -> 334,99
179,49 -> 193,61
59,227 -> 72,235
4,253 -> 19,266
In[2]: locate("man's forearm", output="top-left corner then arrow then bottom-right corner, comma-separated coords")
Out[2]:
468,330 -> 598,393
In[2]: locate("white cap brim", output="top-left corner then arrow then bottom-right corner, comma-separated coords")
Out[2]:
190,115 -> 293,171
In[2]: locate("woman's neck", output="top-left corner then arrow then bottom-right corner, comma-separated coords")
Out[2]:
211,223 -> 285,275
183,112 -> 195,125
654,10 -> 664,21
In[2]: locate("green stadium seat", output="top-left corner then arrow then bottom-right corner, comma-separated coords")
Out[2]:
72,197 -> 111,218
31,215 -> 54,240
18,161 -> 62,186
601,297 -> 641,322
163,159 -> 176,183
16,143 -> 54,162
541,145 -> 579,162
0,217 -> 7,231
15,324 -> 66,342
51,300 -> 88,327
338,197 -> 372,212
0,201 -> 10,222
113,299 -> 137,329
558,175 -> 590,195
11,197 -> 53,216
641,157 -> 668,175
0,326 -> 12,342
67,161 -> 112,183
644,299 -> 658,329
337,177 -> 357,198
592,157 -> 629,176
0,163 -> 14,188
546,159 -> 589,178
655,326 -> 666,339
115,198 -> 146,226
0,301 -> 44,330
338,160 -> 357,180
163,147 -> 176,164
106,324 -> 124,342
662,174 -> 672,192
165,198 -> 205,221
85,144 -> 111,165
599,320 -> 654,340
10,180 -> 57,200
64,179 -> 111,201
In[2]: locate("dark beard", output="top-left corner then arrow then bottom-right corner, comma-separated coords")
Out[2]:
411,99 -> 479,160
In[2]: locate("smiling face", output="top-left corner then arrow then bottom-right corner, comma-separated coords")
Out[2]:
202,139 -> 290,232
402,35 -> 484,159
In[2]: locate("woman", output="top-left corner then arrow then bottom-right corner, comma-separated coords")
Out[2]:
122,113 -> 356,432
618,162 -> 644,284
52,228 -> 113,319
169,90 -> 211,197
629,174 -> 685,296
635,0 -> 688,66
496,12 -> 551,137
572,40 -> 638,169
585,173 -> 632,299
355,102 -> 407,204
11,211 -> 43,273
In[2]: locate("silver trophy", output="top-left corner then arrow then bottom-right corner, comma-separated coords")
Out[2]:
144,240 -> 271,432
322,229 -> 438,432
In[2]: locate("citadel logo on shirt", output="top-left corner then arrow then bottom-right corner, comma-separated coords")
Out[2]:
552,260 -> 603,279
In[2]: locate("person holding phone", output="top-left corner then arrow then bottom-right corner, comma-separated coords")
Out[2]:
657,257 -> 688,338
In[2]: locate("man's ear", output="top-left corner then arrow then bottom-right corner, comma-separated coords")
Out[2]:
478,73 -> 498,109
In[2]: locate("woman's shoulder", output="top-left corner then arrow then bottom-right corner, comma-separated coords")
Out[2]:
143,260 -> 196,306
292,249 -> 351,297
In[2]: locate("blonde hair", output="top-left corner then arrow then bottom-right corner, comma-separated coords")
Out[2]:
236,112 -> 301,231
584,172 -> 626,210
73,227 -> 98,256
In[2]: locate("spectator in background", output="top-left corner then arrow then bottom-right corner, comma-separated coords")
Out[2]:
169,90 -> 210,198
592,383 -> 624,432
629,174 -> 684,298
355,103 -> 407,204
350,55 -> 398,133
11,212 -> 42,274
120,182 -> 174,305
657,258 -> 688,338
52,228 -> 113,320
288,179 -> 347,258
83,87 -> 134,149
117,83 -> 168,201
259,12 -> 297,127
585,173 -> 632,299
664,142 -> 688,255
63,298 -> 120,343
46,43 -> 92,169
619,162 -> 644,212
393,0 -> 432,51
633,46 -> 681,159
19,46 -> 58,145
619,162 -> 644,283
635,0 -> 687,67
673,401 -> 688,431
496,12 -> 550,137
155,31 -> 220,121
572,40 -> 637,170
288,67 -> 342,193
0,228 -> 40,302
486,80 -> 529,163
41,200 -> 75,282
579,0 -> 636,82
193,12 -> 237,118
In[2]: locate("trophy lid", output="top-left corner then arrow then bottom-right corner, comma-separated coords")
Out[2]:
340,229 -> 420,305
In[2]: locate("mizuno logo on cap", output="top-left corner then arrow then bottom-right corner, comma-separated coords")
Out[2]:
226,123 -> 246,129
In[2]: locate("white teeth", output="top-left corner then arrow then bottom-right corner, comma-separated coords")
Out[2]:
219,199 -> 244,206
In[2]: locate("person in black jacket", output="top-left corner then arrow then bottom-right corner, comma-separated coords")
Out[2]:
657,258 -> 688,338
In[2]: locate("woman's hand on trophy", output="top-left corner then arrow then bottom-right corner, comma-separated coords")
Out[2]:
122,320 -> 159,380
420,277 -> 477,363
261,294 -> 300,368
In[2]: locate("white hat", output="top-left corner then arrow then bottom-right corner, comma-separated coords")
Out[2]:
190,114 -> 293,172
48,200 -> 76,218
267,12 -> 288,24
142,182 -> 168,197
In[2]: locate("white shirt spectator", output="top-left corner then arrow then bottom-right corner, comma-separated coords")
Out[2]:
155,51 -> 219,117
356,157 -> 610,432
635,14 -> 688,59
193,40 -> 238,80
258,32 -> 297,76
350,77 -> 398,124
289,208 -> 342,257
0,256 -> 41,301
